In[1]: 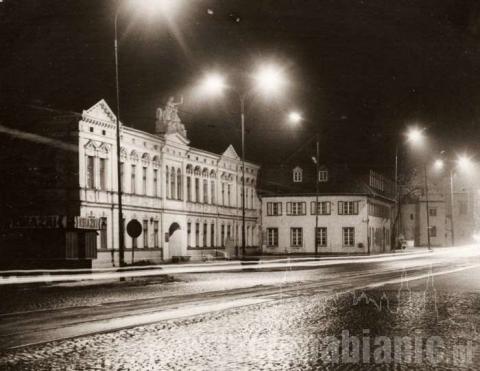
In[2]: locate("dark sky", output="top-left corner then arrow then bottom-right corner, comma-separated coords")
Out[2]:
2,0 -> 480,175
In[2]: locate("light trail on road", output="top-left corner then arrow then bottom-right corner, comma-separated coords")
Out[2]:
1,246 -> 479,286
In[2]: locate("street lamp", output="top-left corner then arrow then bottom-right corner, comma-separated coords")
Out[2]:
198,65 -> 288,257
114,0 -> 182,266
288,111 -> 303,124
394,127 -> 430,251
287,112 -> 320,255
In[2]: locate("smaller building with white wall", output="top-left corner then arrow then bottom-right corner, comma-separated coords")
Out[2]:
259,161 -> 394,255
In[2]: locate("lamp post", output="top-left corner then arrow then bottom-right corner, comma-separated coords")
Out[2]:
114,8 -> 125,267
113,0 -> 183,266
434,155 -> 473,247
393,127 -> 426,249
198,65 -> 288,258
287,112 -> 320,254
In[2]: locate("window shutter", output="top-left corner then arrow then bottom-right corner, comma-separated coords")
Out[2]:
279,203 -> 282,215
301,202 -> 306,215
267,202 -> 272,215
326,202 -> 331,215
311,201 -> 316,215
354,201 -> 359,214
338,201 -> 343,215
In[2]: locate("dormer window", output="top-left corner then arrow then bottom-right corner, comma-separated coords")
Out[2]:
318,170 -> 328,182
293,166 -> 303,183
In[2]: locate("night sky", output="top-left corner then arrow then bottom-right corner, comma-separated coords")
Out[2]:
2,0 -> 480,175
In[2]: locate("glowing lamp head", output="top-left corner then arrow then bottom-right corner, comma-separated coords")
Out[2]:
288,111 -> 302,124
199,73 -> 227,96
254,64 -> 287,95
457,155 -> 473,171
135,0 -> 180,15
407,128 -> 423,143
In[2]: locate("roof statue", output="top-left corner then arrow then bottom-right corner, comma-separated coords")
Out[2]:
155,95 -> 187,138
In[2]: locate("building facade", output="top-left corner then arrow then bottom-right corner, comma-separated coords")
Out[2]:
400,170 -> 477,247
259,159 -> 395,254
0,100 -> 261,268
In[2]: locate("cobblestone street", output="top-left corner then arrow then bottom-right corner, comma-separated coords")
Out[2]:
2,258 -> 480,370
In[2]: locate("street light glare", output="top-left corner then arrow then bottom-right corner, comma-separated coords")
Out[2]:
288,111 -> 302,123
406,128 -> 423,143
134,0 -> 180,16
254,64 -> 287,95
434,159 -> 444,170
199,73 -> 226,96
457,155 -> 473,171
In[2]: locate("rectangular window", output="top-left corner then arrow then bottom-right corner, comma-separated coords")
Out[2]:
120,163 -> 125,191
290,228 -> 303,247
100,217 -> 107,249
311,201 -> 331,215
195,222 -> 200,247
221,225 -> 225,247
210,181 -> 215,204
210,224 -> 215,247
222,183 -> 225,205
203,223 -> 207,247
195,178 -> 200,202
286,202 -> 306,216
343,227 -> 355,247
153,221 -> 159,248
86,156 -> 95,188
143,220 -> 148,248
187,177 -> 192,202
318,170 -> 328,182
430,225 -> 437,237
429,207 -> 437,217
131,164 -> 136,194
315,227 -> 327,247
142,167 -> 147,195
267,202 -> 282,216
153,169 -> 158,197
266,228 -> 279,247
227,184 -> 231,206
338,201 -> 359,215
203,179 -> 208,204
177,171 -> 182,200
99,158 -> 106,190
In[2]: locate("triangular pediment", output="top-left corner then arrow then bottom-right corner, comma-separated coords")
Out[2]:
163,132 -> 190,146
83,99 -> 117,124
222,145 -> 240,160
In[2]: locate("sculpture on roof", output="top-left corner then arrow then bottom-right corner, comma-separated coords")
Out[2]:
155,95 -> 187,138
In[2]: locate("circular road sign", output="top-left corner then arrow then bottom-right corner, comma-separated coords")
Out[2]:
126,219 -> 142,238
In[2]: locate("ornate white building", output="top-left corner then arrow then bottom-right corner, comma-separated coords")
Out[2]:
81,99 -> 261,267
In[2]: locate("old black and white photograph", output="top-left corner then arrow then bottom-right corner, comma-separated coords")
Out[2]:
2,0 -> 480,369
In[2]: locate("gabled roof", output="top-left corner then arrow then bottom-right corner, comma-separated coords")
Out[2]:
82,99 -> 117,124
222,144 -> 240,160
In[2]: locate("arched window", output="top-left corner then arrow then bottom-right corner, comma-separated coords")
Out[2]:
165,166 -> 170,198
170,166 -> 176,199
293,166 -> 303,183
